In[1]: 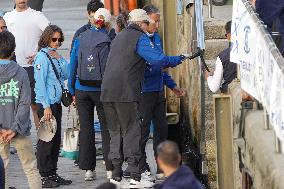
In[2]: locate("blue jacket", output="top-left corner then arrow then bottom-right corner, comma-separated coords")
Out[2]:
68,27 -> 108,96
34,47 -> 68,108
154,165 -> 203,189
136,33 -> 182,68
142,33 -> 177,92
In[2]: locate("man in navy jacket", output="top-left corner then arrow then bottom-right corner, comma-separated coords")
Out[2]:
154,141 -> 203,189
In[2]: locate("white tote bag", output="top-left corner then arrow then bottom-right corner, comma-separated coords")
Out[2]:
61,106 -> 80,160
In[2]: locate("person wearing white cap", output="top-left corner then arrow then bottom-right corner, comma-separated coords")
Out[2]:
101,8 -> 188,188
68,7 -> 113,182
70,0 -> 116,54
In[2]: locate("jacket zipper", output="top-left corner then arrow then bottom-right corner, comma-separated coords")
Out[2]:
54,85 -> 56,98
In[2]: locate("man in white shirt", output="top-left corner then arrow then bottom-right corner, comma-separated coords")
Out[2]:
4,0 -> 50,129
205,21 -> 237,93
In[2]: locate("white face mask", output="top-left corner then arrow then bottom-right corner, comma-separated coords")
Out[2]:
146,32 -> 154,37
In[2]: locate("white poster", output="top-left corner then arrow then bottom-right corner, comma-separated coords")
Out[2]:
231,0 -> 284,142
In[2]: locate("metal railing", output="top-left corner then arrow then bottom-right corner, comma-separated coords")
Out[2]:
192,0 -> 210,188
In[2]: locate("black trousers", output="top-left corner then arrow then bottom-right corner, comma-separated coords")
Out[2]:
75,90 -> 112,171
37,103 -> 62,177
103,102 -> 142,179
139,92 -> 168,173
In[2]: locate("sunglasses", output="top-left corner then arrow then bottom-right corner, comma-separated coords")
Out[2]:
0,26 -> 7,30
51,38 -> 63,43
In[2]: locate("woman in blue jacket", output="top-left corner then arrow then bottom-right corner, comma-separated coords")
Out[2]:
34,25 -> 71,188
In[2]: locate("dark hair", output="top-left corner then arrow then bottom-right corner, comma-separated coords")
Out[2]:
143,4 -> 160,15
116,12 -> 128,31
87,0 -> 104,14
0,16 -> 4,22
157,140 -> 180,167
0,31 -> 15,59
225,21 -> 231,34
97,182 -> 116,189
38,25 -> 64,51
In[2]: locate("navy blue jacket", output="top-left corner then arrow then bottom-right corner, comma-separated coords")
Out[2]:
142,33 -> 176,92
154,165 -> 203,189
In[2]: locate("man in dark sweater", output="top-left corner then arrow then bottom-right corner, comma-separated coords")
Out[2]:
205,21 -> 237,93
154,141 -> 203,189
101,9 -> 187,188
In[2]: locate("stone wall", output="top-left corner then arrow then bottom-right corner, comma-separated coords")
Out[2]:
230,82 -> 284,189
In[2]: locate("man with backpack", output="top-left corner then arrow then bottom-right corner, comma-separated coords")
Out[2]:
68,8 -> 112,181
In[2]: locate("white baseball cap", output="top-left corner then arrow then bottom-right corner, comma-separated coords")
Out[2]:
129,9 -> 150,22
38,116 -> 57,142
94,8 -> 111,23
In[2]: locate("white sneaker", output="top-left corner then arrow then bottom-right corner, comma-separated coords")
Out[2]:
110,177 -> 121,187
107,171 -> 112,179
129,179 -> 140,188
141,170 -> 154,182
85,170 -> 95,181
139,178 -> 154,188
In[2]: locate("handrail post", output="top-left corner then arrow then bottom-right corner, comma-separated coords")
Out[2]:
208,0 -> 213,18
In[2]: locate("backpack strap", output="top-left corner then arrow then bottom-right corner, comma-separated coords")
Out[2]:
40,50 -> 64,91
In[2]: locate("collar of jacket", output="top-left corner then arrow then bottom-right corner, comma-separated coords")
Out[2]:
127,23 -> 145,33
41,47 -> 57,53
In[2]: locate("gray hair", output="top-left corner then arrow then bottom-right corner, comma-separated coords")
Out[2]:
157,140 -> 180,167
143,4 -> 160,15
128,20 -> 149,27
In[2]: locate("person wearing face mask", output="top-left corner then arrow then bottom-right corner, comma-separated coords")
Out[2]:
68,8 -> 113,181
34,25 -> 71,188
139,4 -> 186,182
70,0 -> 116,55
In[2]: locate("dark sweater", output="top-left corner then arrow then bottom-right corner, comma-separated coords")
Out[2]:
154,165 -> 203,189
101,24 -> 146,102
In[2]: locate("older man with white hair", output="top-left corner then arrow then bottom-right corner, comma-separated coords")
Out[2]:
101,9 -> 188,188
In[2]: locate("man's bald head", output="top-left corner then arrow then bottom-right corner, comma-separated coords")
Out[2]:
157,140 -> 181,167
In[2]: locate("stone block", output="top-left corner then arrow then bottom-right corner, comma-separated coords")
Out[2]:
205,121 -> 215,141
205,39 -> 228,60
204,19 -> 228,40
206,139 -> 216,161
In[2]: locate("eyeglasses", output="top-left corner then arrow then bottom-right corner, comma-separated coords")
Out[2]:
0,26 -> 7,30
51,38 -> 63,43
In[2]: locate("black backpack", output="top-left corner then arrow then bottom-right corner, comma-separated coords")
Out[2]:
77,29 -> 111,87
